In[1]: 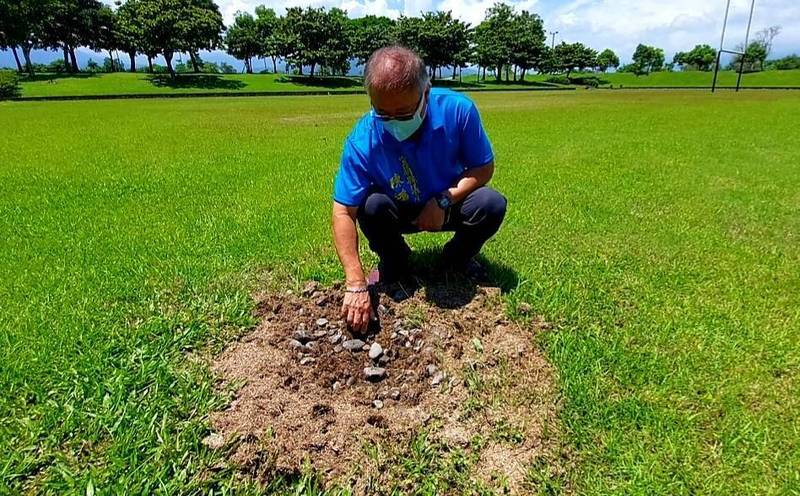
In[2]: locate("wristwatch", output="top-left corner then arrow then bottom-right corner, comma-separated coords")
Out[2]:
435,192 -> 452,211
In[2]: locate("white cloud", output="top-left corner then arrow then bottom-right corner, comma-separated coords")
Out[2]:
211,0 -> 799,61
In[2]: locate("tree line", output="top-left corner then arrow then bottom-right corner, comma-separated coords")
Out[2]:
0,0 -> 789,80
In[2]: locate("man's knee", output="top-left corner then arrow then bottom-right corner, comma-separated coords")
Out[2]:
358,192 -> 396,223
465,187 -> 507,225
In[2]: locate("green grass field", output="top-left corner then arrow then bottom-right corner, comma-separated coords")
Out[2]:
1,90 -> 799,494
574,68 -> 800,87
15,69 -> 800,99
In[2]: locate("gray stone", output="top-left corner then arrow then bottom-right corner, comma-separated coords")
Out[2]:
390,332 -> 398,339
364,367 -> 387,381
389,389 -> 401,400
288,339 -> 304,350
426,364 -> 438,377
369,342 -> 383,360
410,328 -> 422,335
300,357 -> 315,366
332,381 -> 341,391
362,344 -> 370,351
430,371 -> 446,386
373,399 -> 384,409
313,330 -> 328,338
202,432 -> 225,450
378,304 -> 388,315
334,345 -> 343,353
316,318 -> 329,327
399,329 -> 410,337
346,376 -> 356,386
328,333 -> 342,344
342,339 -> 366,351
378,355 -> 390,366
292,329 -> 312,342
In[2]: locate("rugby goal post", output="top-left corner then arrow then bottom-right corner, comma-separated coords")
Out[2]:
712,0 -> 757,93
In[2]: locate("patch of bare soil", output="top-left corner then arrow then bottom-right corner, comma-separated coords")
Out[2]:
208,279 -> 559,493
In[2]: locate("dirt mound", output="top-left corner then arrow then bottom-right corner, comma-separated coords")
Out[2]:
209,279 -> 558,493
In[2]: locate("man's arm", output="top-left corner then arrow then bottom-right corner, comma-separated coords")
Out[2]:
332,202 -> 366,286
447,161 -> 494,203
414,161 -> 494,231
332,201 -> 371,332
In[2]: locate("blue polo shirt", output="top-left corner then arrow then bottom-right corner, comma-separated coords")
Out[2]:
333,88 -> 494,207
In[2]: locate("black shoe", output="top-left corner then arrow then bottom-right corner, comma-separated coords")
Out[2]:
439,257 -> 490,283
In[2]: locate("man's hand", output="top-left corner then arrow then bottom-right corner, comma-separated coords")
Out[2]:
414,198 -> 445,232
342,289 -> 372,333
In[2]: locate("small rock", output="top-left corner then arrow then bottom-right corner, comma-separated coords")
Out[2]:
378,304 -> 389,315
389,389 -> 401,400
410,328 -> 422,335
518,302 -> 532,315
430,371 -> 446,386
300,357 -> 315,366
288,339 -> 304,350
342,339 -> 366,351
399,329 -> 410,337
315,295 -> 328,306
293,329 -> 312,342
297,308 -> 305,316
373,399 -> 384,409
390,332 -> 398,339
369,342 -> 383,360
311,290 -> 323,299
364,367 -> 387,381
302,281 -> 320,296
202,433 -> 225,450
313,331 -> 327,339
426,364 -> 438,377
362,344 -> 370,351
316,318 -> 329,327
378,355 -> 390,366
346,376 -> 356,386
334,345 -> 343,353
480,286 -> 502,298
332,381 -> 341,391
328,333 -> 342,344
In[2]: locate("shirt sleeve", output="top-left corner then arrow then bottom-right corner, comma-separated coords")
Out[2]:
333,138 -> 372,207
458,102 -> 494,169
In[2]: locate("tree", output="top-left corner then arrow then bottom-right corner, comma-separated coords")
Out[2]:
176,0 -> 224,72
595,48 -> 619,72
755,25 -> 781,60
255,6 -> 281,73
672,51 -> 687,69
41,0 -> 107,73
631,44 -> 664,74
682,44 -> 716,71
225,11 -> 260,73
116,0 -> 144,73
349,15 -> 395,71
472,3 -> 515,82
554,42 -> 596,77
320,7 -> 351,76
509,10 -> 545,81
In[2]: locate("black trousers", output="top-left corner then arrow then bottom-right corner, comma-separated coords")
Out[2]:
357,186 -> 507,279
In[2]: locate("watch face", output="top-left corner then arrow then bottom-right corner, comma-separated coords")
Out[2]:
437,196 -> 450,209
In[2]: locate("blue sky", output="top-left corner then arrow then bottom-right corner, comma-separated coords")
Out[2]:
2,0 -> 798,71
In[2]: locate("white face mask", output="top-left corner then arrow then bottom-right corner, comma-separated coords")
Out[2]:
376,92 -> 426,142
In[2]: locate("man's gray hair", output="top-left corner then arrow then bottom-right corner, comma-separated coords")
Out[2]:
364,45 -> 430,95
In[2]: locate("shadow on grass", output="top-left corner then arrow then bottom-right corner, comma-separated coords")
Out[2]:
375,247 -> 518,311
21,72 -> 99,83
147,74 -> 247,90
278,75 -> 363,88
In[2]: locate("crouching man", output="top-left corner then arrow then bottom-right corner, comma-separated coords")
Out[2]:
332,46 -> 507,331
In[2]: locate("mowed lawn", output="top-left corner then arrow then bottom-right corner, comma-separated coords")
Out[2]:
16,69 -> 800,98
1,91 -> 799,494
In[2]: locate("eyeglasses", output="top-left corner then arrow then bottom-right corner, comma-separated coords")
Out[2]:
372,92 -> 425,122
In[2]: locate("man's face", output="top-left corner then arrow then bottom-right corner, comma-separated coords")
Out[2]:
369,85 -> 429,121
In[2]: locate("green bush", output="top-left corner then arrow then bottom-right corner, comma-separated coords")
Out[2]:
571,76 -> 601,87
0,70 -> 21,99
545,75 -> 571,85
